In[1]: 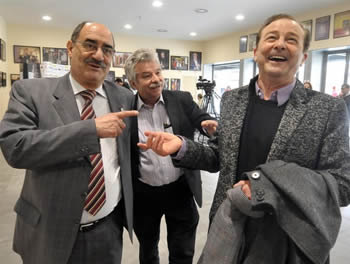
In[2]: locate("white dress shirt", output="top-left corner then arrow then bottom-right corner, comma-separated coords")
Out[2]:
69,74 -> 121,223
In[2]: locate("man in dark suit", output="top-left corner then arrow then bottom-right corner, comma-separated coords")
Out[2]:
124,48 -> 217,264
139,14 -> 350,262
0,21 -> 138,264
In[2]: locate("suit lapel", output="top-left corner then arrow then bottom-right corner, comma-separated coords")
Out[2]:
52,74 -> 81,124
162,91 -> 180,134
267,82 -> 308,161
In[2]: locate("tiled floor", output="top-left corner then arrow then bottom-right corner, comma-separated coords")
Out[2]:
0,152 -> 349,263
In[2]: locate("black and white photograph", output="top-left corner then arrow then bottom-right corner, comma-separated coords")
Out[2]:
13,45 -> 41,63
0,39 -> 6,61
156,49 -> 170,70
239,35 -> 248,53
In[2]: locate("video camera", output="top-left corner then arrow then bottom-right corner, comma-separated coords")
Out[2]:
196,76 -> 216,95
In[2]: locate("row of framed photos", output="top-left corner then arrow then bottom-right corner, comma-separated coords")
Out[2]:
114,49 -> 202,71
0,72 -> 21,87
11,45 -> 202,72
239,10 -> 350,53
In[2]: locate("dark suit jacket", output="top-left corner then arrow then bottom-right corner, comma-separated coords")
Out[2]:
0,74 -> 135,264
173,76 -> 350,218
344,94 -> 350,118
131,90 -> 215,207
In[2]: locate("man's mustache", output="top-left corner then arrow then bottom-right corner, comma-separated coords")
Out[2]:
150,82 -> 163,88
84,58 -> 107,69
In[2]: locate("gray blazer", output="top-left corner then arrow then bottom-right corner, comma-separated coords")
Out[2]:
174,77 -> 350,226
0,74 -> 134,264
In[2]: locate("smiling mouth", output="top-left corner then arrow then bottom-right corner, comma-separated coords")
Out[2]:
268,56 -> 287,62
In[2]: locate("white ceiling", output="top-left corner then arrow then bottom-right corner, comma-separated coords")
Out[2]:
0,0 -> 347,41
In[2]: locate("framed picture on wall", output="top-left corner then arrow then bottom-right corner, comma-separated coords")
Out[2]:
10,74 -> 20,85
113,52 -> 132,68
333,10 -> 350,38
239,35 -> 248,53
163,78 -> 170,90
156,49 -> 170,70
189,51 -> 202,71
0,39 -> 6,61
0,71 -> 2,87
2,72 -> 6,87
13,45 -> 41,64
315,15 -> 330,41
248,33 -> 258,52
301,19 -> 313,38
171,56 -> 188,70
170,78 -> 181,90
43,47 -> 69,65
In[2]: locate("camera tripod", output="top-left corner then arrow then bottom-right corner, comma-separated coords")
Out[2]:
195,90 -> 221,144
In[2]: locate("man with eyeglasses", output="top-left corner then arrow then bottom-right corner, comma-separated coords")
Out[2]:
0,21 -> 138,264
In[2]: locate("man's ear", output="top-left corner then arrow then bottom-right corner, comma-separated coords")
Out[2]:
66,40 -> 73,58
300,52 -> 308,66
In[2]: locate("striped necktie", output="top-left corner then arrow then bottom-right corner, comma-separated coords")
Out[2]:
80,90 -> 106,216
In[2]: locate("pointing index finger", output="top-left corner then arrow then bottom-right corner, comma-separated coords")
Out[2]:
115,110 -> 139,119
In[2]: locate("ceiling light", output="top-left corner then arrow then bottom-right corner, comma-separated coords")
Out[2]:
190,32 -> 197,37
152,1 -> 163,7
42,16 -> 52,21
124,24 -> 132,30
157,29 -> 168,32
194,8 -> 208,14
235,14 -> 245,21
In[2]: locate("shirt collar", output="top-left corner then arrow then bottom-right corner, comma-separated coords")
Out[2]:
137,93 -> 164,110
69,73 -> 106,98
255,79 -> 295,106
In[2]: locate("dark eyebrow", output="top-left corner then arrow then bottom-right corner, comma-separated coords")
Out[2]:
84,38 -> 113,49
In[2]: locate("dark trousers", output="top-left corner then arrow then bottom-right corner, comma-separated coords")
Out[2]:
68,201 -> 124,264
134,177 -> 199,264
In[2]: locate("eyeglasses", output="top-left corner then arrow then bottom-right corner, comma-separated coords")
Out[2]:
75,41 -> 115,58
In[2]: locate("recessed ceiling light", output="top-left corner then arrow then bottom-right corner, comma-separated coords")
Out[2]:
152,1 -> 163,7
194,8 -> 208,14
42,15 -> 52,21
124,24 -> 132,30
235,14 -> 245,21
190,32 -> 197,37
157,29 -> 168,32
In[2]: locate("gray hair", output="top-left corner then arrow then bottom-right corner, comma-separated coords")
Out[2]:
124,48 -> 160,82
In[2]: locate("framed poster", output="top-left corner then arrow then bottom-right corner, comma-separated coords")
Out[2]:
0,71 -> 2,87
170,78 -> 181,90
248,33 -> 258,52
156,49 -> 170,70
315,15 -> 330,41
113,52 -> 132,68
2,72 -> 6,87
10,74 -> 20,85
189,51 -> 202,71
163,78 -> 169,90
0,39 -> 6,61
170,56 -> 188,70
333,10 -> 350,38
239,35 -> 248,53
43,47 -> 68,65
13,45 -> 41,63
301,19 -> 313,38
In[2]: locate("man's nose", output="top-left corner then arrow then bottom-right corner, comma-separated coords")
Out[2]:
92,47 -> 104,60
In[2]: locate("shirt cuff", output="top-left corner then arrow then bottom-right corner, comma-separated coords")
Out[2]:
171,136 -> 187,160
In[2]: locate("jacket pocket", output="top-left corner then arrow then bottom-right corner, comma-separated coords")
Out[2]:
14,197 -> 41,227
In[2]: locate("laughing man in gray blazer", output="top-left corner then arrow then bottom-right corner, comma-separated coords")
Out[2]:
0,22 -> 138,264
139,14 -> 350,263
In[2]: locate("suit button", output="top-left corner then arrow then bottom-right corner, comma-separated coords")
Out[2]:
81,192 -> 87,198
255,188 -> 265,201
251,171 -> 260,180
